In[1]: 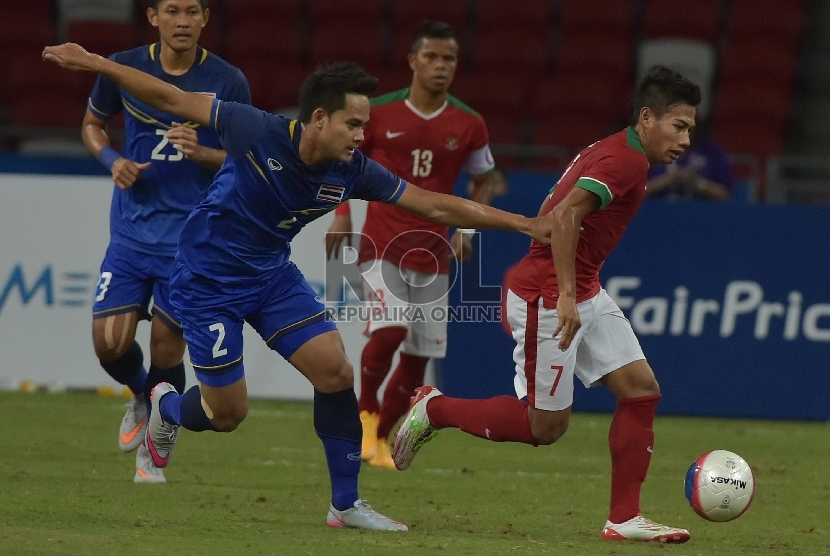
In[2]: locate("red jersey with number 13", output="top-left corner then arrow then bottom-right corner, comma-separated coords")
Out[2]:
357,88 -> 491,274
510,127 -> 649,307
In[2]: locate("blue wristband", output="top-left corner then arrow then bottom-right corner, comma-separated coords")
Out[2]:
98,146 -> 120,169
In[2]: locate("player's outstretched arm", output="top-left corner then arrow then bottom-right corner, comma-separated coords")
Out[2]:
395,182 -> 551,244
550,187 -> 599,350
43,43 -> 212,127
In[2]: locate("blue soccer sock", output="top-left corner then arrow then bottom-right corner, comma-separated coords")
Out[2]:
314,388 -> 362,511
100,341 -> 147,396
159,385 -> 218,432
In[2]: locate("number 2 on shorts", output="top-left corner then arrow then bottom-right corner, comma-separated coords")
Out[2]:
209,322 -> 228,358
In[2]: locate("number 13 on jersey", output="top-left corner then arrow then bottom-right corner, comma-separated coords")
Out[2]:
411,149 -> 433,177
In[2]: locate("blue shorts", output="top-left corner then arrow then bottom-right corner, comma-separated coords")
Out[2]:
169,261 -> 337,388
92,243 -> 181,330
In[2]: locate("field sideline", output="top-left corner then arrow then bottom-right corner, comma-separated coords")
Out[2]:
0,391 -> 827,555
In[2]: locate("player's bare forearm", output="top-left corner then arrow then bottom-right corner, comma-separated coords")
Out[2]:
469,170 -> 503,206
81,117 -> 111,159
43,43 -> 212,127
325,215 -> 353,260
550,187 -> 600,298
550,206 -> 583,349
192,147 -> 226,171
550,210 -> 580,300
396,184 -> 545,241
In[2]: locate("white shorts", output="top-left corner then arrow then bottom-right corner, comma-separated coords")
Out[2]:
506,288 -> 645,411
360,260 -> 449,358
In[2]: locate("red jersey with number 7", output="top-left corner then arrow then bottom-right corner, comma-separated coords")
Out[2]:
509,127 -> 649,307
357,88 -> 493,274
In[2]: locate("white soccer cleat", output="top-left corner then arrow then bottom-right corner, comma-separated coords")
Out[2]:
119,394 -> 148,452
392,385 -> 442,470
145,382 -> 180,468
133,443 -> 167,484
326,499 -> 408,531
602,515 -> 690,543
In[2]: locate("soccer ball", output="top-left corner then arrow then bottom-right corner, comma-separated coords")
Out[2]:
684,449 -> 756,522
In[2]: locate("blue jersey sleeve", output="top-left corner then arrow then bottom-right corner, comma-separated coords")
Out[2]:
351,153 -> 407,203
226,68 -> 253,104
210,99 -> 269,159
87,55 -> 123,119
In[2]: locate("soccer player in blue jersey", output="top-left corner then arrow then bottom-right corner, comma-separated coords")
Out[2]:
44,42 -> 551,530
80,0 -> 251,484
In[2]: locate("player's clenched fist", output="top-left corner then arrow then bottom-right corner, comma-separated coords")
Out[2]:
42,43 -> 101,73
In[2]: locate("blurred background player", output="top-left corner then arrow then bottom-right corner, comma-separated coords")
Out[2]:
43,40 -> 552,528
82,0 -> 250,483
645,118 -> 734,200
394,65 -> 701,543
325,20 -> 506,469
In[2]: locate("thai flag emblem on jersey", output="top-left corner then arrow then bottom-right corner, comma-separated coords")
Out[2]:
317,184 -> 346,203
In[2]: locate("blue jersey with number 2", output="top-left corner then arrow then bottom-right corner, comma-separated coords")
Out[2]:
177,99 -> 407,285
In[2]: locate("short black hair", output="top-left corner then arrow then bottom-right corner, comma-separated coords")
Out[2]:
631,65 -> 701,123
297,61 -> 379,123
411,20 -> 456,53
152,0 -> 209,10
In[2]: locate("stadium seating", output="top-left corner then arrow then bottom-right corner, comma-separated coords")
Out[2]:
308,19 -> 386,74
472,24 -> 551,76
222,0 -> 303,24
554,31 -> 634,91
0,2 -> 57,112
450,70 -> 528,124
725,0 -> 805,51
308,0 -> 386,27
713,78 -> 791,154
0,0 -> 808,174
711,0 -> 804,160
472,0 -> 553,75
474,0 -> 553,28
558,0 -> 637,41
718,36 -> 798,88
225,19 -> 304,67
307,0 -> 387,71
532,111 -> 614,168
642,0 -> 723,44
65,20 -> 141,58
373,65 -> 415,95
531,73 -> 620,123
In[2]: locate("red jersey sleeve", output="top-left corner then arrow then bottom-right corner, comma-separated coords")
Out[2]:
581,151 -> 649,208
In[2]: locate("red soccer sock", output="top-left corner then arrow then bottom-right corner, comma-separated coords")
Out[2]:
358,327 -> 407,414
607,393 -> 661,524
428,395 -> 538,445
377,353 -> 429,439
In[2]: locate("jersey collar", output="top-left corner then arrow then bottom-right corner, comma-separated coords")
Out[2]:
148,43 -> 208,69
626,126 -> 646,155
289,119 -> 303,151
404,97 -> 448,121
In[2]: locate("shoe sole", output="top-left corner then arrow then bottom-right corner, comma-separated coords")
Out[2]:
603,530 -> 690,543
134,469 -> 166,484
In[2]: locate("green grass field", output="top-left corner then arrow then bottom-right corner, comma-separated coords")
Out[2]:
0,391 -> 827,556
